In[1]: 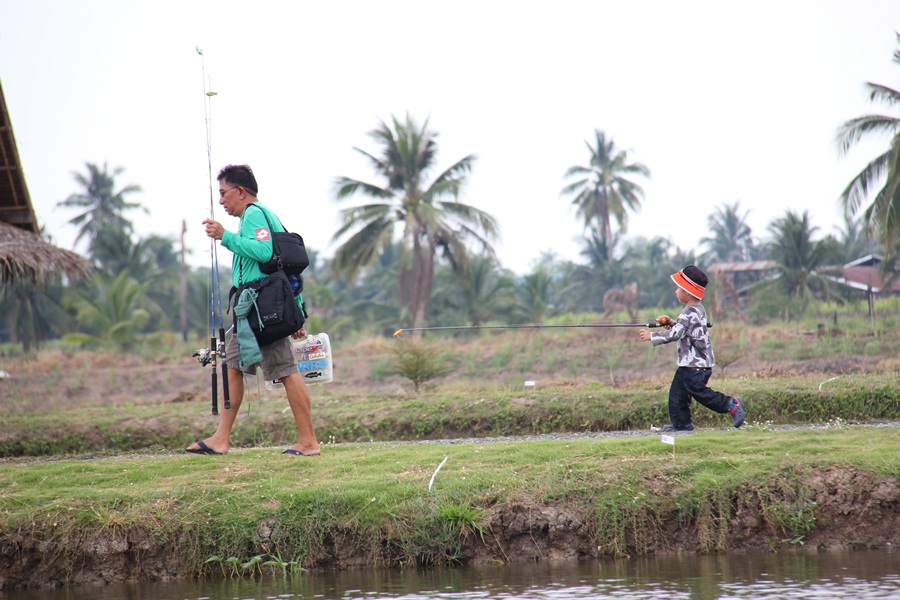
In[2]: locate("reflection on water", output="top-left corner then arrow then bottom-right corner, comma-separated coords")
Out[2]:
2,550 -> 898,600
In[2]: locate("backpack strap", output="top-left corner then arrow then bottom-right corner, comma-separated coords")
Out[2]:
248,203 -> 287,271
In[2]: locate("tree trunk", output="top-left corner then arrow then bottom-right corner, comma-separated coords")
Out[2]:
179,220 -> 188,342
411,244 -> 435,334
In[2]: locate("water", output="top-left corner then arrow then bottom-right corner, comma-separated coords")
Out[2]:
2,550 -> 898,600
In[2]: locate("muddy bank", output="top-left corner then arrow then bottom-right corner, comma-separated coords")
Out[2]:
1,465 -> 896,590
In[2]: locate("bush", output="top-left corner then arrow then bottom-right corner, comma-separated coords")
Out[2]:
390,339 -> 454,393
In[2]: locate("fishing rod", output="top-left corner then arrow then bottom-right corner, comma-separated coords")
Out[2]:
392,315 -> 703,337
192,47 -> 230,415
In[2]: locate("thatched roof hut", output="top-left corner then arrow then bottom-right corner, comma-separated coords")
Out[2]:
0,78 -> 92,287
0,220 -> 92,286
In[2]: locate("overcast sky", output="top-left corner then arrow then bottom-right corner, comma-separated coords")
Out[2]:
2,1 -> 899,275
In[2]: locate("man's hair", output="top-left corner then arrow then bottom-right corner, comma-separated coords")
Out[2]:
682,264 -> 709,288
217,164 -> 258,194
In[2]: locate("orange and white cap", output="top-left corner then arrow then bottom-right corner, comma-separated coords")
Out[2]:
671,269 -> 705,300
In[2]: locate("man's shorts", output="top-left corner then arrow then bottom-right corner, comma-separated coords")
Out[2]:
225,333 -> 297,381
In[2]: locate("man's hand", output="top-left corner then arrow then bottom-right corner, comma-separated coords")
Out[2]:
638,328 -> 652,342
203,219 -> 225,240
291,326 -> 307,340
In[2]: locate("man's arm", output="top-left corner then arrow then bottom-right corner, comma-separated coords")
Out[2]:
221,205 -> 274,262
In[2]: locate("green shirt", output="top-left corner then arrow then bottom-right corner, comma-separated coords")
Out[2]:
221,202 -> 285,287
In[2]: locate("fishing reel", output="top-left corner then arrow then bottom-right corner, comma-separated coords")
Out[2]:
193,340 -> 227,367
655,315 -> 674,328
193,347 -> 213,366
652,315 -> 712,328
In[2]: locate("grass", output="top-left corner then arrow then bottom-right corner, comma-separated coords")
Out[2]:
0,370 -> 897,457
0,425 -> 896,582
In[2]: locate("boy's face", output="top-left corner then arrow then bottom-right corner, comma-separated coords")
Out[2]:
675,287 -> 695,304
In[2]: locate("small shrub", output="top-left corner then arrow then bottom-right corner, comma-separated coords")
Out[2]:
390,339 -> 454,393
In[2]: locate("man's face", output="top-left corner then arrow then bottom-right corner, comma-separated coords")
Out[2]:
218,182 -> 244,216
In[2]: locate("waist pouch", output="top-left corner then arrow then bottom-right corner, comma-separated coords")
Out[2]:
232,270 -> 304,347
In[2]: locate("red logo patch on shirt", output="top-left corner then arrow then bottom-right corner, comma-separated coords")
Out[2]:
255,228 -> 270,241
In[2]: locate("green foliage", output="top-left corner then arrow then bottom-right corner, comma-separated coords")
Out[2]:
836,32 -> 900,255
390,338 -> 455,393
63,271 -> 164,351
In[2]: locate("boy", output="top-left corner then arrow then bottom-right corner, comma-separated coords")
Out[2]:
639,265 -> 745,431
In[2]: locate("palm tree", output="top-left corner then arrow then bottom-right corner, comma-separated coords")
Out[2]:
64,271 -> 165,350
561,129 -> 650,253
766,210 -> 832,316
432,254 -> 516,327
700,201 -> 755,264
513,266 -> 557,324
332,114 -> 499,332
0,283 -> 70,352
835,33 -> 900,258
832,213 -> 879,264
57,162 -> 145,255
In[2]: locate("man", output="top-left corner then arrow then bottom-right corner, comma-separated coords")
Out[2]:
186,164 -> 320,456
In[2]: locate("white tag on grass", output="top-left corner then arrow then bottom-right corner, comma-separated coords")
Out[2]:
661,435 -> 675,445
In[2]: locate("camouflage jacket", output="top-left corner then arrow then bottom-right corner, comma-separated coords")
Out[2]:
650,304 -> 715,368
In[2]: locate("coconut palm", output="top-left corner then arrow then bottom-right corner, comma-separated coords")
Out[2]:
700,201 -> 755,263
513,266 -> 557,324
766,210 -> 832,315
332,114 -> 499,332
64,270 -> 166,350
57,162 -> 145,255
0,283 -> 71,352
431,254 -> 516,327
835,33 -> 900,257
561,129 -> 650,253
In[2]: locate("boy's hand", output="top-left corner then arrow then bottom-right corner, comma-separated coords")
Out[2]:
639,328 -> 652,342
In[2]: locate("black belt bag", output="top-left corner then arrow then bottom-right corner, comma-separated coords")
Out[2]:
234,271 -> 304,347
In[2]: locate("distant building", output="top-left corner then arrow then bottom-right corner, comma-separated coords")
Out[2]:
828,254 -> 900,296
709,260 -> 778,297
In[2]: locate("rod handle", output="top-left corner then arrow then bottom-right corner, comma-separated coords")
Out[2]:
219,328 -> 230,409
210,336 -> 218,415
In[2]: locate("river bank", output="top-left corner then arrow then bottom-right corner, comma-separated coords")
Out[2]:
1,424 -> 897,590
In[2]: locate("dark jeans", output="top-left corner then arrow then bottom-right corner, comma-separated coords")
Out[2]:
668,366 -> 732,428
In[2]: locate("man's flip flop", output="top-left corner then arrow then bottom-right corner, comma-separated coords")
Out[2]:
282,449 -> 306,456
185,440 -> 222,455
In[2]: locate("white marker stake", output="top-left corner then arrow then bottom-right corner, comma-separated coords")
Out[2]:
661,434 -> 675,460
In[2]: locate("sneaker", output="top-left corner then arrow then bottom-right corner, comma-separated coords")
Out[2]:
662,423 -> 695,432
730,397 -> 745,428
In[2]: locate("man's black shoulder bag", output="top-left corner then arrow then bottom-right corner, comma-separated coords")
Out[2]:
250,204 -> 310,276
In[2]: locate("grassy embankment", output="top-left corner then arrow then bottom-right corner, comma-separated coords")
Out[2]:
0,424 -> 897,587
0,310 -> 898,587
0,371 -> 898,456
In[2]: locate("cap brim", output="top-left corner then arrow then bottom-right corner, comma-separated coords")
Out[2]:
671,270 -> 704,300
